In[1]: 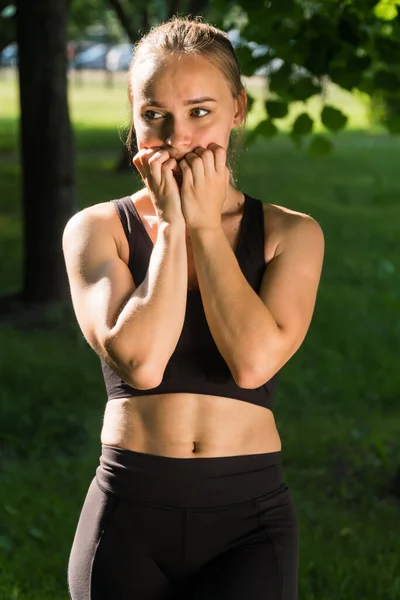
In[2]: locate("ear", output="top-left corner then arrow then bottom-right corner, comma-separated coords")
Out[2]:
233,89 -> 247,127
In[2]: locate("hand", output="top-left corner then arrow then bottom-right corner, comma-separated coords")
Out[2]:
132,148 -> 185,224
178,143 -> 229,232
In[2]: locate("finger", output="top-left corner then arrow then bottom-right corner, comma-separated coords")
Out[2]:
193,147 -> 215,175
139,149 -> 157,183
132,149 -> 146,179
179,158 -> 193,188
162,158 -> 180,189
207,143 -> 226,173
132,149 -> 151,184
135,150 -> 153,180
147,149 -> 172,187
161,157 -> 178,176
132,158 -> 143,180
183,151 -> 205,183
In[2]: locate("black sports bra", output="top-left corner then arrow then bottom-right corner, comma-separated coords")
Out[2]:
100,193 -> 279,409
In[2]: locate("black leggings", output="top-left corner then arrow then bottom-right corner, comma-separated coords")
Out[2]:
68,445 -> 298,600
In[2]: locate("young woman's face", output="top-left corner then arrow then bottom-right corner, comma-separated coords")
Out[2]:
131,53 -> 245,169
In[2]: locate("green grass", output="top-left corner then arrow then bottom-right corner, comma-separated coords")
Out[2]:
0,71 -> 400,599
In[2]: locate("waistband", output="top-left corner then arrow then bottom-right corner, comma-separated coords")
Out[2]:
96,445 -> 284,508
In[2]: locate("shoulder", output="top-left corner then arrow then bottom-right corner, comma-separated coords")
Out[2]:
62,200 -> 129,262
262,202 -> 324,261
64,200 -> 118,230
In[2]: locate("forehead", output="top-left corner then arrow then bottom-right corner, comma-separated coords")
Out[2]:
132,53 -> 230,104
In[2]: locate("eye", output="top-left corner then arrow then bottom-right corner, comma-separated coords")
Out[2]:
191,108 -> 210,118
143,110 -> 163,121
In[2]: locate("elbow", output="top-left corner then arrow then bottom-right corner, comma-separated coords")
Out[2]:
233,370 -> 264,389
233,360 -> 272,389
109,356 -> 164,391
127,363 -> 164,390
103,334 -> 163,391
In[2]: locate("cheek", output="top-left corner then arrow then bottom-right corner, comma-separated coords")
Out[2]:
133,121 -> 158,147
201,126 -> 231,151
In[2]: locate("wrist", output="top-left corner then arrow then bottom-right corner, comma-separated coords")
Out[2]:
157,219 -> 186,237
186,225 -> 224,245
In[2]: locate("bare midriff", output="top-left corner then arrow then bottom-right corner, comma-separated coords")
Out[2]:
100,393 -> 282,458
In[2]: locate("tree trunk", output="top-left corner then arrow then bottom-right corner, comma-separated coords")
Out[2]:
16,0 -> 77,304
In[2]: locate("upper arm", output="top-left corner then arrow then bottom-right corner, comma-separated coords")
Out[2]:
62,205 -> 136,358
259,213 -> 325,368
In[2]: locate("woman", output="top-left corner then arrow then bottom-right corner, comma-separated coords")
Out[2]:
64,16 -> 324,600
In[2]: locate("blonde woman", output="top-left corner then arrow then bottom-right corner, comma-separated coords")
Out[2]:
64,16 -> 324,600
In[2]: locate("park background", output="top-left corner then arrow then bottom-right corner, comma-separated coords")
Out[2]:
0,0 -> 400,598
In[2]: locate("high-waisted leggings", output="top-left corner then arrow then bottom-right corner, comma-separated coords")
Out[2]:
68,445 -> 298,600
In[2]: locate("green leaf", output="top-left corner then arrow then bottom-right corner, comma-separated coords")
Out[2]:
292,113 -> 314,137
254,119 -> 278,139
374,1 -> 398,20
268,63 -> 293,98
290,77 -> 322,102
308,136 -> 334,157
321,106 -> 348,133
235,45 -> 256,77
265,100 -> 289,119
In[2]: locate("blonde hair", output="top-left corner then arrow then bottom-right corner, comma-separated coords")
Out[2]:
125,15 -> 248,185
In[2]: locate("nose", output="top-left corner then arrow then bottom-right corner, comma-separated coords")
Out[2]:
163,118 -> 192,152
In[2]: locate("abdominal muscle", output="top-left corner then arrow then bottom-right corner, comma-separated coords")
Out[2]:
100,393 -> 282,458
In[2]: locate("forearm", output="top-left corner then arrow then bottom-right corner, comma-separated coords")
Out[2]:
189,226 -> 280,386
105,221 -> 187,385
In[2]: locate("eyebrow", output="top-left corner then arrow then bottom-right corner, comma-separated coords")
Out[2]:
143,97 -> 217,107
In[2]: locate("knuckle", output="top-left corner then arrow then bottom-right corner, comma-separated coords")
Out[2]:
148,152 -> 161,165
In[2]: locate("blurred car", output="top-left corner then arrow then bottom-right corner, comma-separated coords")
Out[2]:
106,43 -> 133,72
71,43 -> 108,70
1,43 -> 18,67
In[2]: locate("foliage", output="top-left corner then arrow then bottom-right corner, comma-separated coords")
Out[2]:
205,0 -> 400,154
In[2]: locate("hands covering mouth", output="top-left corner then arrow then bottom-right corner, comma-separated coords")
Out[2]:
135,143 -> 229,229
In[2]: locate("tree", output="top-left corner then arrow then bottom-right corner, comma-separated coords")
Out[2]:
14,0 -> 76,304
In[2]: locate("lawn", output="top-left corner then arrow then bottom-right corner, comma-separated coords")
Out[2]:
0,70 -> 399,600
